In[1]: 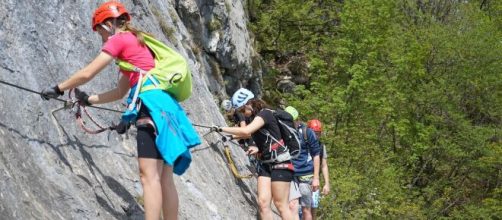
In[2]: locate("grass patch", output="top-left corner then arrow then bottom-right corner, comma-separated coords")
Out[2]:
208,17 -> 222,32
191,42 -> 202,56
169,8 -> 178,23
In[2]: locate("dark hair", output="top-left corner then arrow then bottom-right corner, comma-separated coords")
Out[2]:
225,109 -> 236,122
248,99 -> 269,114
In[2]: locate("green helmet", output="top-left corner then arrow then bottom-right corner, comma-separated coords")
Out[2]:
284,106 -> 299,120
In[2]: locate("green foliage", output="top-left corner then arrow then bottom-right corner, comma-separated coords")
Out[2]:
208,17 -> 223,32
251,0 -> 502,218
249,0 -> 340,55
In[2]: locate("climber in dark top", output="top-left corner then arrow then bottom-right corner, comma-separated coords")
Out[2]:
217,88 -> 294,220
221,99 -> 256,151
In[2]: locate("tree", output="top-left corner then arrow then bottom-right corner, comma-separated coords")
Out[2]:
250,0 -> 502,218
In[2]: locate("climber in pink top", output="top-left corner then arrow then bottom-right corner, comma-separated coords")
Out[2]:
102,32 -> 155,87
40,1 -> 202,219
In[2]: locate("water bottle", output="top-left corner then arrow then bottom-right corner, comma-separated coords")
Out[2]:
312,190 -> 320,208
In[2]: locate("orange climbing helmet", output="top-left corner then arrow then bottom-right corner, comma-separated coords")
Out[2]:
307,119 -> 322,132
92,1 -> 131,31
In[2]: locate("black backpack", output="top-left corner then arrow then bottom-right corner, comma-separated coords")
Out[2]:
259,109 -> 302,163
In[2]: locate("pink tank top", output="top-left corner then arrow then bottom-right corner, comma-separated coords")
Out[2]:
102,32 -> 155,87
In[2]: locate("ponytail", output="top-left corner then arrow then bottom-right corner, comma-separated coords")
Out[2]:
124,22 -> 151,45
113,15 -> 152,46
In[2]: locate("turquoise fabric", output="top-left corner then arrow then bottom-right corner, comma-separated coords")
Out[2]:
123,78 -> 201,175
122,77 -> 158,123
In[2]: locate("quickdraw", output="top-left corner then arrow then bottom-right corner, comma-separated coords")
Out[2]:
68,89 -> 117,134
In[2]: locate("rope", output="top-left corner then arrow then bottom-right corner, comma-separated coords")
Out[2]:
75,104 -> 115,134
216,131 -> 254,179
196,125 -> 254,179
0,79 -> 123,113
68,89 -> 116,135
81,105 -> 107,130
223,144 -> 253,179
75,114 -> 111,134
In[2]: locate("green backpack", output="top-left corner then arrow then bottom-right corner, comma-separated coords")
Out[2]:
116,34 -> 192,102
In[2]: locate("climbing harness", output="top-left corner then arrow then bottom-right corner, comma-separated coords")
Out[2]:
271,163 -> 294,170
68,89 -> 120,134
0,79 -> 122,134
135,116 -> 156,134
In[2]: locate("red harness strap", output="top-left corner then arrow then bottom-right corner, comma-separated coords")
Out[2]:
75,104 -> 112,134
270,139 -> 285,150
68,89 -> 116,134
272,162 -> 294,171
136,116 -> 157,135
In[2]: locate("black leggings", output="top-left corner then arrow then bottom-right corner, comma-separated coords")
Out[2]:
136,105 -> 162,159
137,126 -> 162,159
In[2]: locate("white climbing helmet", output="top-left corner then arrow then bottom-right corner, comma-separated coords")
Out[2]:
221,99 -> 233,112
231,88 -> 255,109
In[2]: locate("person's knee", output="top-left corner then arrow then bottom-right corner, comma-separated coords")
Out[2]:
257,197 -> 271,211
302,207 -> 313,219
302,207 -> 312,214
140,168 -> 161,185
276,203 -> 290,215
273,198 -> 289,211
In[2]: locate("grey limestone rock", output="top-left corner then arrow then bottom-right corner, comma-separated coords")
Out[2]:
0,0 -> 264,219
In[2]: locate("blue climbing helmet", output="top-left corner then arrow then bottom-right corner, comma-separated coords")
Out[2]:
231,88 -> 254,109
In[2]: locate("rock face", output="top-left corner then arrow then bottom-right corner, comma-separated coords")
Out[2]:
0,0 -> 261,219
177,0 -> 263,98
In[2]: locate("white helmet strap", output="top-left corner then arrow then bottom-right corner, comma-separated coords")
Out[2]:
100,21 -> 116,35
100,23 -> 112,33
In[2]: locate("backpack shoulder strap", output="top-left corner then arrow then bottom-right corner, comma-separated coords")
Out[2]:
258,109 -> 276,138
297,123 -> 308,143
263,108 -> 276,115
259,108 -> 286,145
301,123 -> 308,141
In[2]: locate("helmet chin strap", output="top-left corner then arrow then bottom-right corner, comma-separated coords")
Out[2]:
100,23 -> 115,35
